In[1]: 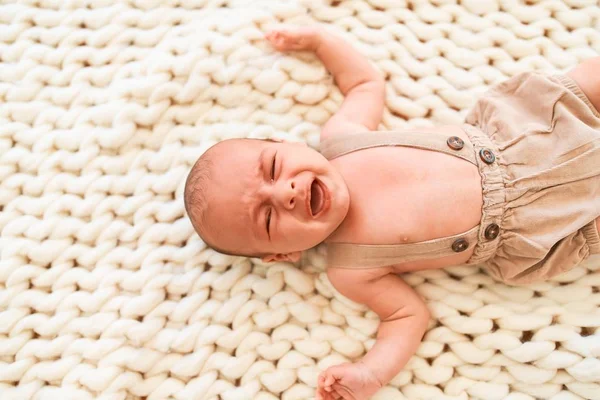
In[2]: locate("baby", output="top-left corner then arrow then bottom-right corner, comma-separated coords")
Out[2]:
184,26 -> 600,400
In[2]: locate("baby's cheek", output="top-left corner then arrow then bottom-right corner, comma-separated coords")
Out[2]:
281,221 -> 319,246
287,221 -> 312,238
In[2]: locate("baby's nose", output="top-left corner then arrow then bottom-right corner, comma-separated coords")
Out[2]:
278,180 -> 296,210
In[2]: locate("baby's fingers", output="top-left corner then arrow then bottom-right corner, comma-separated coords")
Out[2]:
264,31 -> 281,43
316,387 -> 337,400
265,28 -> 315,51
265,30 -> 292,42
324,374 -> 336,388
267,28 -> 297,38
264,31 -> 290,49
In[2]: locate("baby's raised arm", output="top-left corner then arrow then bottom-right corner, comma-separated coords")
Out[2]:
265,26 -> 386,139
316,269 -> 430,399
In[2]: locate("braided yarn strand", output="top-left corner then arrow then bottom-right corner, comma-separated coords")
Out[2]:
1,0 -> 600,399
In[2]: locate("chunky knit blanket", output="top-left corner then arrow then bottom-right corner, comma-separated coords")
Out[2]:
1,1 -> 600,399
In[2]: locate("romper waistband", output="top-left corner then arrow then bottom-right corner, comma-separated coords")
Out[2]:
582,220 -> 600,255
552,74 -> 600,119
462,124 -> 507,266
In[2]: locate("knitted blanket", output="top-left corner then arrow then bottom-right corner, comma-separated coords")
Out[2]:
1,1 -> 600,399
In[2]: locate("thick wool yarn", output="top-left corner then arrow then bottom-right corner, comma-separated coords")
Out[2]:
1,1 -> 599,399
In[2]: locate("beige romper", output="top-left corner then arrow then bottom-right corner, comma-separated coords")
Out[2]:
323,72 -> 600,285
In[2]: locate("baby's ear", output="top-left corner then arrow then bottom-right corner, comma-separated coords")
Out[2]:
262,252 -> 301,263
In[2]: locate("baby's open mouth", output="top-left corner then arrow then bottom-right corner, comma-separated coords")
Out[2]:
310,179 -> 324,216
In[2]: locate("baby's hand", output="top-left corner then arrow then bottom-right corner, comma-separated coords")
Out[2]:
265,27 -> 322,52
316,362 -> 383,400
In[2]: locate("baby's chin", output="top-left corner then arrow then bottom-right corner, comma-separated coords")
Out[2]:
308,219 -> 346,247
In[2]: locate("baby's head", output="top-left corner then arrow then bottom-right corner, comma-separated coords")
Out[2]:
184,138 -> 350,262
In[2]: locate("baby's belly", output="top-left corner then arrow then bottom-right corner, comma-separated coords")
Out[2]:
391,160 -> 482,272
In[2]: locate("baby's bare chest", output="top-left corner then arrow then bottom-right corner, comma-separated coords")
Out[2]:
329,146 -> 483,245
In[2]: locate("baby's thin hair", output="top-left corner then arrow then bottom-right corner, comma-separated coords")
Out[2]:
184,154 -> 213,241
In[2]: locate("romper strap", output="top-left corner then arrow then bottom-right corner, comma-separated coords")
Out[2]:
321,129 -> 481,269
320,131 -> 477,165
327,226 -> 479,268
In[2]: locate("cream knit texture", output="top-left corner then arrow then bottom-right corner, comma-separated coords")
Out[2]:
1,1 -> 600,399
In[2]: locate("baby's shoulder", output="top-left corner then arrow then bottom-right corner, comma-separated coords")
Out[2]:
326,266 -> 409,306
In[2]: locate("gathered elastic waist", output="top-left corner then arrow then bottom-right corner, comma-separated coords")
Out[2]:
461,124 -> 507,265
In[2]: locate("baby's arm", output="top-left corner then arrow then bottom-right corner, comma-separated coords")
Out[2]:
317,269 -> 430,399
265,26 -> 385,139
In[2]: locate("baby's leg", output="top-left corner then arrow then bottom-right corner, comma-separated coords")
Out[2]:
567,59 -> 600,245
567,56 -> 600,113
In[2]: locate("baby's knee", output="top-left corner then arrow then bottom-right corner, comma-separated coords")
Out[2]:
567,57 -> 600,114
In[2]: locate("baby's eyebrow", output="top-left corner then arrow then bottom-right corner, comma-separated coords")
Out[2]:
250,148 -> 268,239
258,147 -> 267,178
250,210 -> 260,241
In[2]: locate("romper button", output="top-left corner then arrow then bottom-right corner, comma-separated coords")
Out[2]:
479,148 -> 496,164
484,223 -> 500,240
452,238 -> 469,252
447,136 -> 464,150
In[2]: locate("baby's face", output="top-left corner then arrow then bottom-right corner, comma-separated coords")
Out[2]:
206,139 -> 350,260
